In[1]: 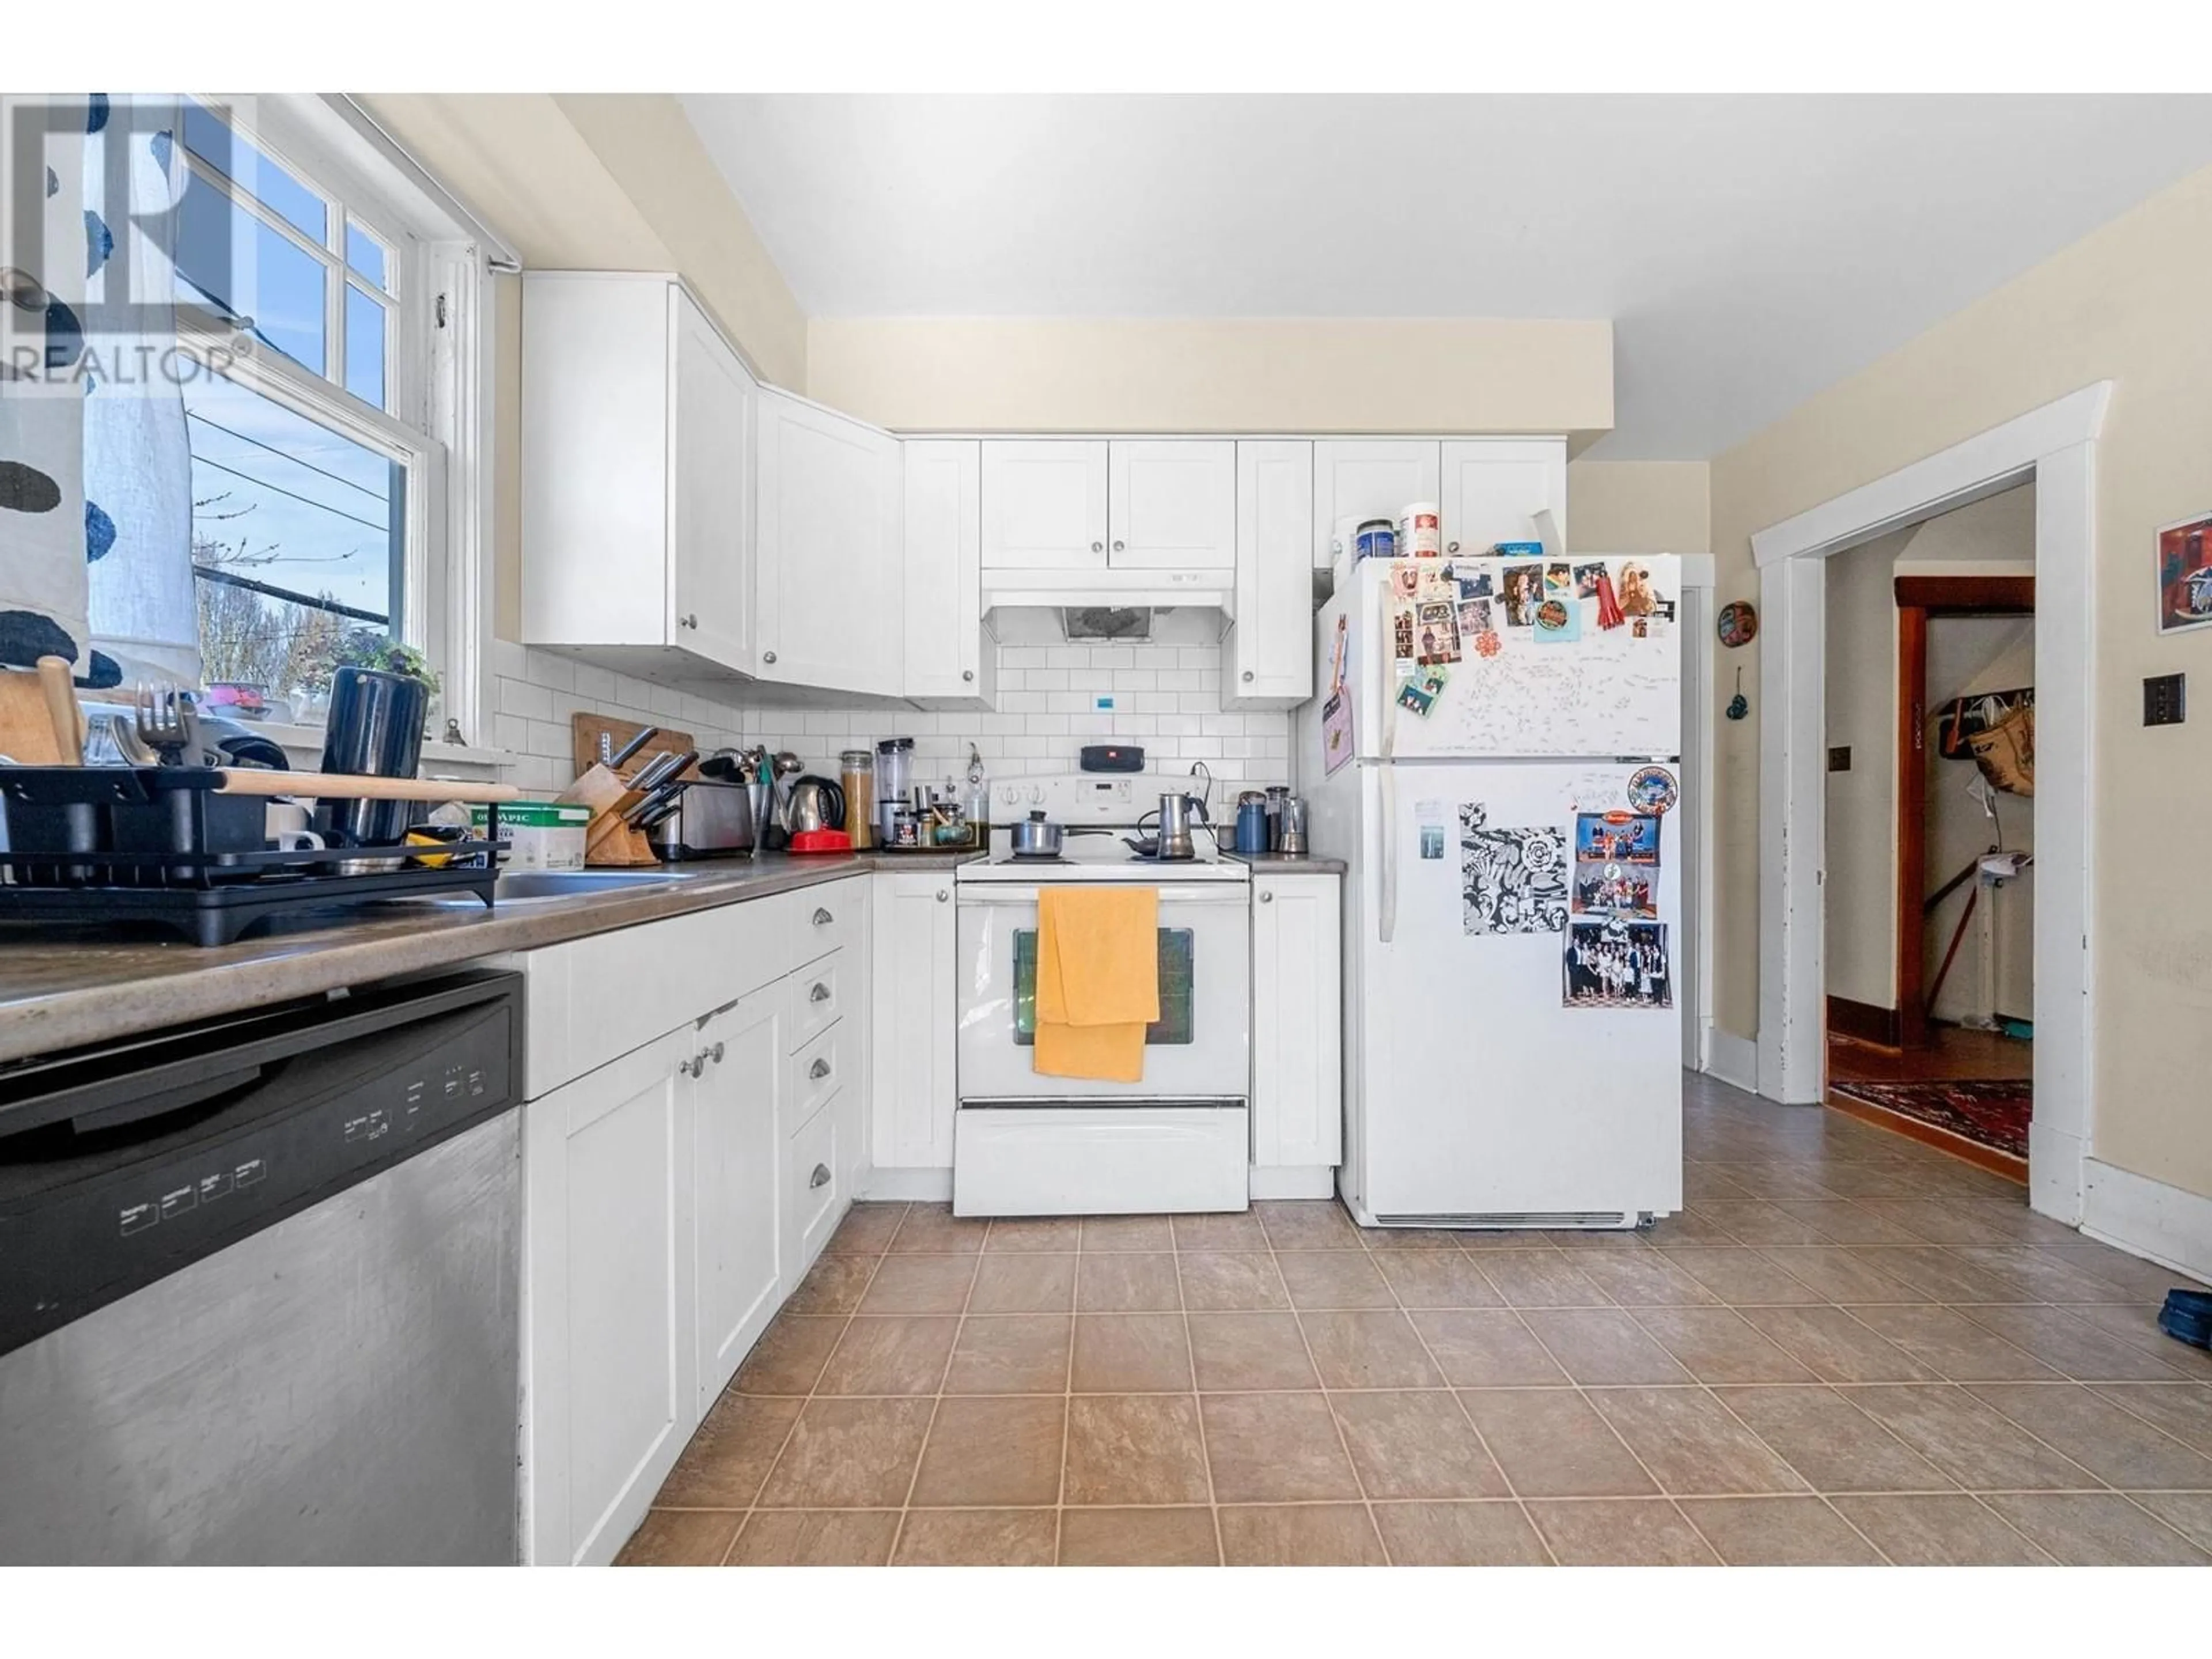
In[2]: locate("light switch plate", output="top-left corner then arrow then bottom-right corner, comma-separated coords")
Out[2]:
2144,672 -> 2186,727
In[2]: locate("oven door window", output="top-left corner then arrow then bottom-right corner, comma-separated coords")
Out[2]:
1011,928 -> 1195,1046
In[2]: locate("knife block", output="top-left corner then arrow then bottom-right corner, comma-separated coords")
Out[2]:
559,762 -> 661,868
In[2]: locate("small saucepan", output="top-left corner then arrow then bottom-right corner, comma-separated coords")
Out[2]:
1009,810 -> 1063,859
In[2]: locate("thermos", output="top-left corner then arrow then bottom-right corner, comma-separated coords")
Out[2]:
1234,797 -> 1270,856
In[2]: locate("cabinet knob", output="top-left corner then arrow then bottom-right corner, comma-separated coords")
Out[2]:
809,1162 -> 831,1190
679,1055 -> 699,1078
1259,890 -> 1274,903
936,888 -> 949,903
679,612 -> 699,630
763,650 -> 778,665
1446,540 -> 1460,554
1112,539 -> 1124,553
962,669 -> 975,683
1241,670 -> 1255,683
709,1041 -> 725,1065
812,906 -> 833,926
809,1056 -> 832,1080
810,982 -> 831,1003
1090,540 -> 1103,554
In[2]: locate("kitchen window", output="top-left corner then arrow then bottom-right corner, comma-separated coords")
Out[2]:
159,96 -> 501,755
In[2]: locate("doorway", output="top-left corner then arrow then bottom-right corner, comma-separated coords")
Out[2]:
1817,492 -> 2036,1175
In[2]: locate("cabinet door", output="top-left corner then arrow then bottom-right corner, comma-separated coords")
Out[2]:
1228,441 -> 1313,707
980,440 -> 1107,570
692,984 -> 785,1410
1438,438 -> 1566,556
902,440 -> 990,702
524,1030 -> 696,1566
756,388 -> 904,694
1312,440 -> 1441,569
1251,876 -> 1343,1169
870,873 -> 959,1171
668,289 -> 755,672
1108,440 -> 1236,570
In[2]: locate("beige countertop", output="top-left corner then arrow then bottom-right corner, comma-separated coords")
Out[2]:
0,851 -> 978,1066
1225,853 -> 1349,875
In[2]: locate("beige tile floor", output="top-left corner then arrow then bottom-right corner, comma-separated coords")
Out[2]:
619,1074 -> 2212,1566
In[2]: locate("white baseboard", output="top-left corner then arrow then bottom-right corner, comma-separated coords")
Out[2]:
859,1166 -> 953,1203
1706,1029 -> 1759,1095
2028,1123 -> 2085,1227
1249,1165 -> 1335,1200
2080,1157 -> 2212,1286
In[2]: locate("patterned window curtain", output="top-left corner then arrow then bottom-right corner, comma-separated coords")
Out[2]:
0,96 -> 90,678
84,93 -> 196,691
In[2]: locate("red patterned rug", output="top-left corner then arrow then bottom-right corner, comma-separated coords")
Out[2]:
1828,1078 -> 2031,1160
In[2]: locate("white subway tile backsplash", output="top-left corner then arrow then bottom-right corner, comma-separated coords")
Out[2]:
497,676 -> 552,721
571,662 -> 618,702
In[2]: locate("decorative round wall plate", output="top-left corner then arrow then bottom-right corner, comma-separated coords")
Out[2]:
1628,765 -> 1679,815
1717,600 -> 1759,648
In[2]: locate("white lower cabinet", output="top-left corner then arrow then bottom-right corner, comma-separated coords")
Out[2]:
1251,873 -> 1343,1187
692,985 -> 786,1410
524,1029 -> 697,1568
869,872 -> 959,1191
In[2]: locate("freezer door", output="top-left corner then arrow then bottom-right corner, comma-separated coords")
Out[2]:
1351,556 -> 1683,760
1346,761 -> 1683,1224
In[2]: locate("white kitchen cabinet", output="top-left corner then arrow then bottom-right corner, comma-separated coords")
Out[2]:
1439,437 -> 1567,556
523,1029 -> 697,1567
756,387 -> 904,696
1108,440 -> 1236,570
691,984 -> 786,1411
869,872 -> 960,1188
522,274 -> 756,674
1312,440 -> 1441,570
1251,873 -> 1343,1185
903,440 -> 996,708
982,440 -> 1108,570
1226,441 -> 1314,708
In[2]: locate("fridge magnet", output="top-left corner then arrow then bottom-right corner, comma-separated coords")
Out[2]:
1396,672 -> 1438,718
2155,513 -> 2212,634
1572,562 -> 1607,599
1320,688 -> 1354,775
1564,920 -> 1672,1009
1544,561 -> 1574,594
1416,600 -> 1461,665
1391,603 -> 1416,669
1493,540 -> 1544,558
1501,565 -> 1543,626
1533,596 -> 1583,644
1626,765 -> 1679,815
1576,810 -> 1660,865
1456,597 -> 1493,639
1619,564 -> 1658,619
1392,562 -> 1422,600
1419,824 -> 1445,859
1573,858 -> 1658,919
1456,569 -> 1494,601
1473,629 -> 1502,659
1717,599 -> 1758,648
1460,817 -> 1569,936
1592,566 -> 1627,630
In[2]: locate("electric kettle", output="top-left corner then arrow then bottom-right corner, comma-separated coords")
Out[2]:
785,775 -> 847,836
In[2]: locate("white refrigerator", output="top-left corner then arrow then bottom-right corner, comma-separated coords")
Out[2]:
1298,556 -> 1685,1228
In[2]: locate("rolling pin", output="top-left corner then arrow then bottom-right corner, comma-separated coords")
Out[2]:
211,770 -> 522,802
35,656 -> 84,765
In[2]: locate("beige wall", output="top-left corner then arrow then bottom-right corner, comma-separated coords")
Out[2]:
804,317 -> 1613,440
1708,162 -> 2212,1200
1566,460 -> 1710,555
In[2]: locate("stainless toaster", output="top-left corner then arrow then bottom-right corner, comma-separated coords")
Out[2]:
645,779 -> 756,859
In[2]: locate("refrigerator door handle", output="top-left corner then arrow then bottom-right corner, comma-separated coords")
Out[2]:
1378,772 -> 1397,944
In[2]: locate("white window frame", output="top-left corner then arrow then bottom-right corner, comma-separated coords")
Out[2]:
175,93 -> 507,768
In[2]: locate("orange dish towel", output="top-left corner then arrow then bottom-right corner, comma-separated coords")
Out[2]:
1033,885 -> 1160,1083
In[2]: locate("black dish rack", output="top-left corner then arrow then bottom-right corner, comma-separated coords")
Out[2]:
0,767 -> 501,947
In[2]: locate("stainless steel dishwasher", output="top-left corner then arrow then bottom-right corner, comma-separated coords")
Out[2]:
0,971 -> 524,1565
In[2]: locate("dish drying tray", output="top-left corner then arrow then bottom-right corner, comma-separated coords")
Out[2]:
0,766 -> 512,947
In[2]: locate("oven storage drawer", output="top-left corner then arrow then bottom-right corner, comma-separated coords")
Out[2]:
953,1105 -> 1249,1217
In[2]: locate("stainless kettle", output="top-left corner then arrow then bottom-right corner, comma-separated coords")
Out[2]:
785,775 -> 846,836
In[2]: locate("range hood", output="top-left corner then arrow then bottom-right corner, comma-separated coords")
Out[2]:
980,566 -> 1235,646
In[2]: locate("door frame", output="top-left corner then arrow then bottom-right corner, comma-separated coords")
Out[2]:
1891,574 -> 2036,1049
1750,383 -> 2107,1225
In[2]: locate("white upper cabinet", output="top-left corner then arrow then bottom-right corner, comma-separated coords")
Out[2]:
522,273 -> 756,668
981,440 -> 1108,570
1312,441 -> 1442,570
1108,440 -> 1236,570
902,441 -> 995,707
1226,441 -> 1313,707
755,387 -> 904,696
1439,438 -> 1567,555
670,290 -> 756,672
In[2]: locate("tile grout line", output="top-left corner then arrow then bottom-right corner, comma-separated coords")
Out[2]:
1165,1215 -> 1228,1567
1267,1205 -> 1389,1565
1360,1218 -> 1560,1565
719,1198 -> 911,1565
884,1207 -> 987,1565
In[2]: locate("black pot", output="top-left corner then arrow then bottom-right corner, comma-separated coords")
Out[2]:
312,666 -> 429,847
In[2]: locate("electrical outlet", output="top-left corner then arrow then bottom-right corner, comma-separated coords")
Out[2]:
1827,745 -> 1851,772
2144,672 -> 2186,727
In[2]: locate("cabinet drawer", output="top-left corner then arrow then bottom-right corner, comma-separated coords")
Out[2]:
782,1093 -> 843,1287
787,1018 -> 848,1125
789,882 -> 860,967
787,950 -> 844,1052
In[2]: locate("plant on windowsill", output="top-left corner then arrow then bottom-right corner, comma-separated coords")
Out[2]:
332,632 -> 444,737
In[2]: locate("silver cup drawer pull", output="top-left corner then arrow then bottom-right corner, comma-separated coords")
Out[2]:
812,907 -> 833,926
809,982 -> 831,1003
809,1057 -> 832,1080
809,1162 -> 831,1189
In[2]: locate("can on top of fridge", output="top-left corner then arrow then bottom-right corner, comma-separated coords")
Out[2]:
1400,501 -> 1442,558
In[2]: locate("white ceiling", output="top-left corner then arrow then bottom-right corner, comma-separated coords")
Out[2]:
681,94 -> 2212,459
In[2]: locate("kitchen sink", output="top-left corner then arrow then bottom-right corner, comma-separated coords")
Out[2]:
492,869 -> 685,900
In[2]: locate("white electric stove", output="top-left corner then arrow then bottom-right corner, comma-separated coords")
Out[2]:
952,772 -> 1251,1217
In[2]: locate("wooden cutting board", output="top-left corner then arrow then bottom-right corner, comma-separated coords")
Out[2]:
570,712 -> 695,782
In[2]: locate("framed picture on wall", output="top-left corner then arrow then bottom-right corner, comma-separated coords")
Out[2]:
2154,512 -> 2212,634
